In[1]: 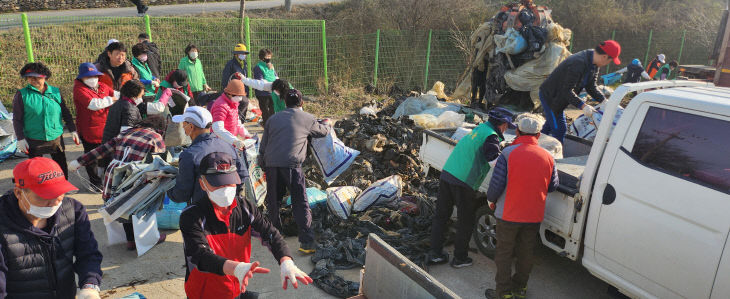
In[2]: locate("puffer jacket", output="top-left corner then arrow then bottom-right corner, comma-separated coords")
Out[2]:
102,97 -> 142,143
210,93 -> 243,136
95,57 -> 138,91
539,49 -> 605,113
73,80 -> 115,144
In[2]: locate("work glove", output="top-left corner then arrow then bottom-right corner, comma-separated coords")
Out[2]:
488,201 -> 496,211
69,160 -> 81,172
114,90 -> 121,99
233,139 -> 245,151
280,259 -> 313,290
233,261 -> 270,293
582,104 -> 597,117
16,139 -> 29,154
151,80 -> 160,88
71,131 -> 81,145
77,288 -> 101,299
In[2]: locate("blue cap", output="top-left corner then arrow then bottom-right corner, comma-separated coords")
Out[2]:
487,107 -> 516,129
631,58 -> 641,66
77,62 -> 104,79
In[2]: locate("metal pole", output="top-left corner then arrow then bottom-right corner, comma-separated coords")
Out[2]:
373,29 -> 381,88
144,14 -> 152,41
321,20 -> 329,93
569,33 -> 574,53
644,29 -> 653,65
423,30 -> 433,91
607,29 -> 616,73
239,0 -> 245,44
677,30 -> 686,66
245,16 -> 253,96
21,13 -> 34,63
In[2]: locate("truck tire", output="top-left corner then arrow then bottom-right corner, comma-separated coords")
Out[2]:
473,205 -> 498,259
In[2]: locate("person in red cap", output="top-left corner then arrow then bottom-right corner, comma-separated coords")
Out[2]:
538,40 -> 621,143
0,157 -> 103,299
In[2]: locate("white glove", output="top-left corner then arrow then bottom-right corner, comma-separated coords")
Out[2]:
582,104 -> 596,117
71,131 -> 80,145
151,80 -> 160,88
77,288 -> 100,299
16,139 -> 29,154
233,261 -> 270,293
113,90 -> 121,99
69,160 -> 81,172
233,139 -> 245,150
280,259 -> 313,290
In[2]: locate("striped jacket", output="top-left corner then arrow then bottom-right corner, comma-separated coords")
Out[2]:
486,135 -> 559,223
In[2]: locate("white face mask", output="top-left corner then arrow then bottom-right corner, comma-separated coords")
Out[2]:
204,184 -> 237,207
189,52 -> 198,60
21,191 -> 61,219
238,54 -> 246,61
231,96 -> 244,103
134,97 -> 143,105
83,77 -> 99,88
138,54 -> 148,62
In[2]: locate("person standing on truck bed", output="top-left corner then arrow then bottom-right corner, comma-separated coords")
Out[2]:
484,113 -> 559,299
539,40 -> 621,143
428,108 -> 515,269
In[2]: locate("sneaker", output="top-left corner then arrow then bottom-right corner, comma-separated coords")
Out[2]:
513,287 -> 526,299
450,256 -> 473,268
485,289 -> 513,299
126,241 -> 136,251
427,250 -> 449,265
298,242 -> 316,254
157,233 -> 167,244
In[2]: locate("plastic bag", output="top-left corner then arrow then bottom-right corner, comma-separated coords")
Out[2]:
409,114 -> 439,129
392,95 -> 441,118
0,112 -> 16,162
568,102 -> 624,141
428,81 -> 450,100
436,111 -> 465,128
164,114 -> 192,147
538,134 -> 563,159
243,138 -> 267,207
310,127 -> 360,185
156,195 -> 187,230
451,127 -> 473,141
285,187 -> 328,207
326,186 -> 361,220
352,175 -> 403,212
494,28 -> 527,55
359,105 -> 378,116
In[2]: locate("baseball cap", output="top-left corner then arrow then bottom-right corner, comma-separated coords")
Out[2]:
172,106 -> 213,128
13,157 -> 77,199
77,62 -> 104,79
107,39 -> 119,46
487,107 -> 517,129
199,152 -> 241,187
233,44 -> 249,54
657,54 -> 666,64
598,40 -> 621,65
515,113 -> 546,134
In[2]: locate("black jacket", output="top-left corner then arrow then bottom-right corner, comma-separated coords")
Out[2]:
539,49 -> 606,112
102,98 -> 142,143
623,63 -> 645,83
0,192 -> 103,298
259,108 -> 330,168
141,41 -> 162,78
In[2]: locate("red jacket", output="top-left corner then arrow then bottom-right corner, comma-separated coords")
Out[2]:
72,80 -> 114,144
210,93 -> 243,136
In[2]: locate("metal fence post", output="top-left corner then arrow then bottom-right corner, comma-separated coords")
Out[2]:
21,13 -> 34,63
373,29 -> 381,88
244,16 -> 253,96
321,20 -> 329,94
423,30 -> 433,91
569,33 -> 574,53
144,14 -> 152,41
606,29 -> 616,73
644,29 -> 653,65
677,30 -> 686,66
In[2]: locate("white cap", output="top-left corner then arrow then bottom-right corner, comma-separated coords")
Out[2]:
107,39 -> 119,46
657,54 -> 666,64
515,113 -> 545,134
172,106 -> 213,129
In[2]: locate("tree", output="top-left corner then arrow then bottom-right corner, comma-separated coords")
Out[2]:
286,0 -> 292,12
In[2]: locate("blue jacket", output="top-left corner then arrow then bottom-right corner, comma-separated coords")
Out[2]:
221,58 -> 247,90
168,133 -> 248,205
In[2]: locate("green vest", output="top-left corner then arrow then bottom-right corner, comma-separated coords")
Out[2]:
19,84 -> 64,141
256,61 -> 277,82
178,57 -> 206,92
653,63 -> 672,80
443,122 -> 502,190
132,57 -> 155,96
271,81 -> 293,113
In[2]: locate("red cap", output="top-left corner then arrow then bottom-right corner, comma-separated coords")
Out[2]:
13,157 -> 77,199
599,40 -> 621,65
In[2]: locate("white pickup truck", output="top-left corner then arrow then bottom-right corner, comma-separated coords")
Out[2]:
419,81 -> 730,299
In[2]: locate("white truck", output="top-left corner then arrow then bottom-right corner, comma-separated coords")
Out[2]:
419,81 -> 730,299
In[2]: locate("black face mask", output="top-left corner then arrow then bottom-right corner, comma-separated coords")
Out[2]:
263,58 -> 271,63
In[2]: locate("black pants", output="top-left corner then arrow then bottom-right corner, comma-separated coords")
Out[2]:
238,96 -> 250,124
27,137 -> 68,179
430,177 -> 477,260
471,67 -> 487,104
264,167 -> 314,244
494,219 -> 540,296
130,0 -> 146,11
80,137 -> 102,187
258,95 -> 274,125
123,222 -> 135,242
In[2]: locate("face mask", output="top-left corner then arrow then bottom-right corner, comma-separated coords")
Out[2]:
238,54 -> 246,60
21,191 -> 61,219
232,96 -> 244,102
138,54 -> 148,62
83,77 -> 99,88
189,52 -> 198,60
204,184 -> 237,207
263,58 -> 271,63
134,97 -> 143,105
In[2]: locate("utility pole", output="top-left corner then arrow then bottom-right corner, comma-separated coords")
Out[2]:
239,0 -> 245,43
285,0 -> 292,12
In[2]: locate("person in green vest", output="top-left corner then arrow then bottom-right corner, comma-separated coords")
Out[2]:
131,43 -> 160,101
253,48 -> 279,125
655,60 -> 678,80
429,107 -> 515,269
12,62 -> 80,178
178,44 -> 210,101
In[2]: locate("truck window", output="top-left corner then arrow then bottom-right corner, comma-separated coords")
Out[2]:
630,107 -> 730,195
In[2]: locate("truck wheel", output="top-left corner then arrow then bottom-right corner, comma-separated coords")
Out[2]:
473,205 -> 497,259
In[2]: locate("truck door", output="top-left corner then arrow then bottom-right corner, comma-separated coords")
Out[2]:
592,104 -> 730,298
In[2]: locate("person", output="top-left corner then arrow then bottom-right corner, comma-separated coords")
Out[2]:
102,80 -> 144,144
237,74 -> 291,116
95,39 -> 119,64
259,89 -> 330,253
539,40 -> 620,143
73,62 -> 116,189
167,106 -> 248,205
150,69 -> 194,116
617,58 -> 652,83
138,33 -> 161,78
131,43 -> 160,101
655,60 -> 678,80
646,53 -> 665,79
12,62 -> 80,179
69,115 -> 167,251
130,0 -> 148,16
484,113 -> 559,299
95,42 -> 139,91
180,152 -> 312,298
0,157 -> 103,299
253,48 -> 279,124
210,79 -> 251,150
179,44 -> 211,101
222,44 -> 250,90
428,108 -> 515,268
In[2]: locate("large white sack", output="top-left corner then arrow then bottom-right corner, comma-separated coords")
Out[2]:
352,175 -> 403,212
311,127 -> 360,185
326,186 -> 361,220
568,102 -> 624,141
